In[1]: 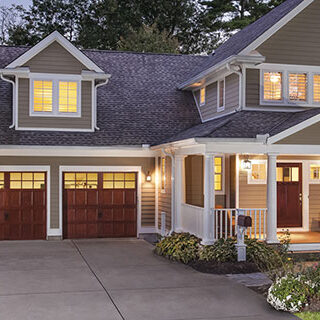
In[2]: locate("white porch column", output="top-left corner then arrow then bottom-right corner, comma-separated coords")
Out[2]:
266,153 -> 279,244
201,153 -> 215,245
174,155 -> 186,232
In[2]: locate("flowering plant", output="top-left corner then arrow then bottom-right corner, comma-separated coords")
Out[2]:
267,274 -> 316,313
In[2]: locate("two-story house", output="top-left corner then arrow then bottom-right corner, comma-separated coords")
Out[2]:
0,0 -> 319,251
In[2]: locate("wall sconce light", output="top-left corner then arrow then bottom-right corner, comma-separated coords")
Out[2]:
146,171 -> 152,182
241,158 -> 252,170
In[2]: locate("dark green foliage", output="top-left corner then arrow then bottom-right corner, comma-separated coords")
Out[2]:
2,0 -> 288,54
118,24 -> 179,54
154,233 -> 201,264
199,238 -> 237,263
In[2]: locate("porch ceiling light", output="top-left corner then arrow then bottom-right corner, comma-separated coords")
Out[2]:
241,158 -> 252,170
146,171 -> 152,182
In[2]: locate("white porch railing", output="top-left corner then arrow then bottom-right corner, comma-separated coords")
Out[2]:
181,203 -> 204,238
214,208 -> 267,240
180,204 -> 267,241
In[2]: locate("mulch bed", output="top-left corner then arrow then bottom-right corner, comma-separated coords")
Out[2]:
188,260 -> 259,274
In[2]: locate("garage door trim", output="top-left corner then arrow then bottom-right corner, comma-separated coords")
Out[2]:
59,166 -> 142,238
0,165 -> 51,239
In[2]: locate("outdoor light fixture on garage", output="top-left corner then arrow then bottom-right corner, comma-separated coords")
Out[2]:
241,157 -> 252,170
146,171 -> 152,182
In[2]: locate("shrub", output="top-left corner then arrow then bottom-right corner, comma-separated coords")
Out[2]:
267,274 -> 316,313
199,238 -> 237,263
154,233 -> 200,264
245,238 -> 285,273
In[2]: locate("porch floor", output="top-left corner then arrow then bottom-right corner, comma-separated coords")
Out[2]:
278,232 -> 320,244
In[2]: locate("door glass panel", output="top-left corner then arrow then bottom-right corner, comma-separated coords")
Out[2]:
0,172 -> 4,189
10,172 -> 21,181
114,181 -> 124,188
277,168 -> 283,182
10,181 -> 21,189
22,181 -> 33,189
277,166 -> 299,182
103,172 -> 136,189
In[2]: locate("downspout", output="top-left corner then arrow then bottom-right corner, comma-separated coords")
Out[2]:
94,78 -> 110,130
227,63 -> 243,111
162,148 -> 175,234
1,74 -> 16,129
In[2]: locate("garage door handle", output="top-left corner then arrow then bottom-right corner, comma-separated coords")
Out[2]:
4,212 -> 9,221
98,212 -> 103,219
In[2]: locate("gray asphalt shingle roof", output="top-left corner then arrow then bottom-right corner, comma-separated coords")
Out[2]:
0,46 -> 206,146
182,0 -> 305,84
164,109 -> 320,143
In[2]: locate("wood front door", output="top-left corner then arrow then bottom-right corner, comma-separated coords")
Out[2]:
63,172 -> 137,239
0,172 -> 47,240
277,163 -> 302,228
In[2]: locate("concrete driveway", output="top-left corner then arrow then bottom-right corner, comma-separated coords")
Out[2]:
0,239 -> 296,320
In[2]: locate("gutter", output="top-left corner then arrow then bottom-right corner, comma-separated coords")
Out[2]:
162,148 -> 175,235
1,74 -> 16,129
94,76 -> 111,130
178,54 -> 265,90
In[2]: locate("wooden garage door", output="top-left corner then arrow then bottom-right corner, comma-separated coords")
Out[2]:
0,172 -> 47,240
63,172 -> 137,239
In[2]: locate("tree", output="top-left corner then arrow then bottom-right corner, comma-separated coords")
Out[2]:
118,24 -> 179,54
200,0 -> 287,47
0,5 -> 23,45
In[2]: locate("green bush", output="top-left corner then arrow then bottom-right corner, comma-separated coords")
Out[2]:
154,233 -> 200,264
267,274 -> 316,313
199,238 -> 237,263
245,238 -> 285,273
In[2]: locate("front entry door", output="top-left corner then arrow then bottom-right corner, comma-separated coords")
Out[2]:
277,163 -> 302,228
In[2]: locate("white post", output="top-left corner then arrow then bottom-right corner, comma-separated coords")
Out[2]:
266,153 -> 279,244
201,153 -> 215,245
175,155 -> 185,232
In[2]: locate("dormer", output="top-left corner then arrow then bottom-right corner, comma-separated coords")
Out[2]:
0,31 -> 110,131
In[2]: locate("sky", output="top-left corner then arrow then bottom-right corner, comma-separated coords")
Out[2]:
1,0 -> 31,7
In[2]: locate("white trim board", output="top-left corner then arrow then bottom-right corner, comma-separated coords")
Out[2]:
0,146 -> 157,157
0,166 -> 52,238
267,113 -> 320,144
5,31 -> 104,73
59,166 -> 143,238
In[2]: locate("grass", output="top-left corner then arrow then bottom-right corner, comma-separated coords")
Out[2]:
295,312 -> 320,320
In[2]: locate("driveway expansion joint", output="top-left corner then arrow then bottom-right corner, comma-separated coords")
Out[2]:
72,240 -> 126,320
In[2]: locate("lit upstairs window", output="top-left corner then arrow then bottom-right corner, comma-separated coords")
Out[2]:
59,81 -> 78,113
289,73 -> 307,102
200,87 -> 206,106
263,72 -> 282,101
33,80 -> 53,112
214,156 -> 223,191
314,75 -> 320,103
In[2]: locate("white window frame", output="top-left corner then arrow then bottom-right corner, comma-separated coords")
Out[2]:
29,73 -> 81,118
259,65 -> 320,107
260,70 -> 284,105
312,73 -> 320,105
309,162 -> 320,184
217,78 -> 225,112
199,87 -> 206,106
214,155 -> 225,195
247,160 -> 267,185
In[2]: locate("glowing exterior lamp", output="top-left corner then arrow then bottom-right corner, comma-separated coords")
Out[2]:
146,171 -> 152,182
241,158 -> 252,170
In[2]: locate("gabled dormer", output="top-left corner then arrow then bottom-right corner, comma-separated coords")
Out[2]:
0,31 -> 110,131
179,0 -> 318,122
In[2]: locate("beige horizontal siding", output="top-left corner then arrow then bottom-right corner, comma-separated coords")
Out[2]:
309,185 -> 320,232
225,73 -> 239,110
257,1 -> 320,65
246,69 -> 260,107
18,79 -> 92,129
197,82 -> 218,121
276,122 -> 320,145
0,156 -> 155,231
23,41 -> 88,74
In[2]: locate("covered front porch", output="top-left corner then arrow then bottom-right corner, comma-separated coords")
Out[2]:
165,138 -> 320,251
